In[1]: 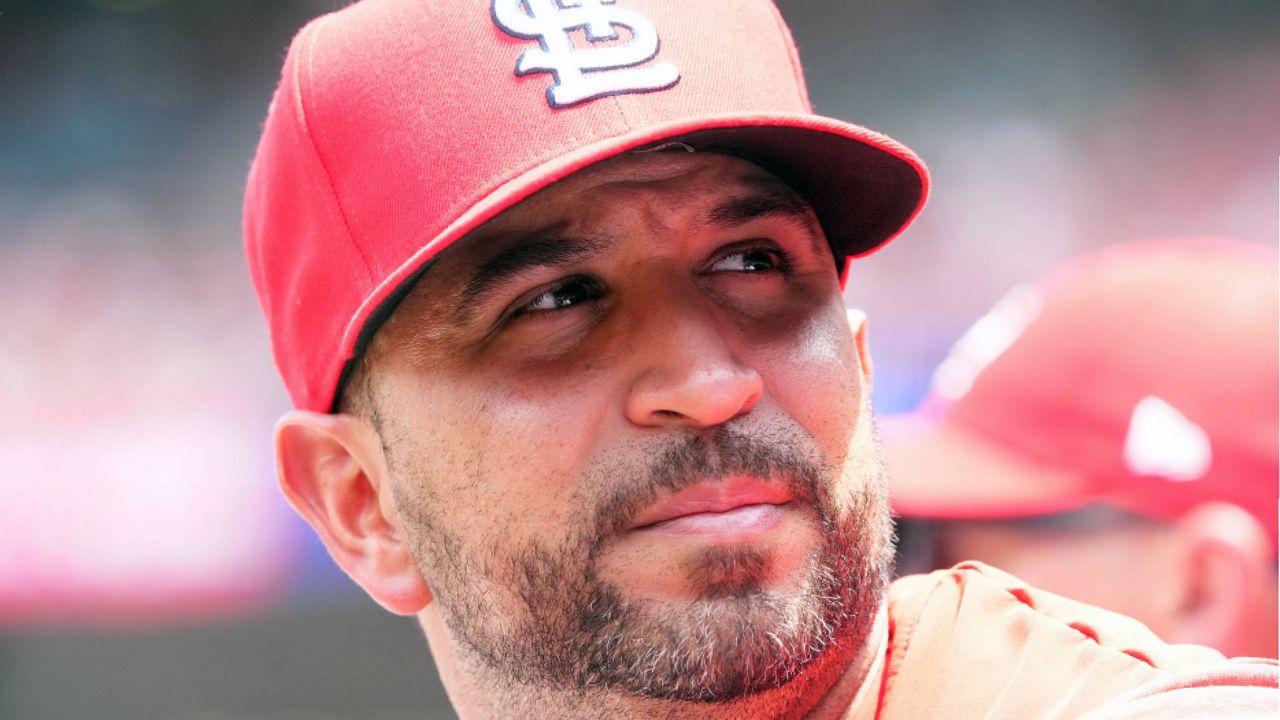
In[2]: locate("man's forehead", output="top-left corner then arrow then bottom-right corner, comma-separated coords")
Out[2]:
531,149 -> 790,201
444,151 -> 812,267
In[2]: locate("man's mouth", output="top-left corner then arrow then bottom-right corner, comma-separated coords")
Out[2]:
629,476 -> 793,537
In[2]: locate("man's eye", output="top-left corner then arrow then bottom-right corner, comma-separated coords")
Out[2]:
513,275 -> 602,317
708,248 -> 787,273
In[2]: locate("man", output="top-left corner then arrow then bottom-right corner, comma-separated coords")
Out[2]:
243,1 -> 1278,717
886,238 -> 1278,659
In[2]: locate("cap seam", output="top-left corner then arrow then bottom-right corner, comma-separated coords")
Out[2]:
295,14 -> 377,289
610,92 -> 638,133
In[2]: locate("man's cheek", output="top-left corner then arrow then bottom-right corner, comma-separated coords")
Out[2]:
446,379 -> 606,525
761,317 -> 862,433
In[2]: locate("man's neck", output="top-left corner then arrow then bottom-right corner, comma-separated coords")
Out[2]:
422,606 -> 888,720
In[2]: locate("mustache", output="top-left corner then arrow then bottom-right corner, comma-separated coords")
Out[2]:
582,424 -> 828,542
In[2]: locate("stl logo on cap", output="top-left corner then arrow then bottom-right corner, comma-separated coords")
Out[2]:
492,0 -> 680,108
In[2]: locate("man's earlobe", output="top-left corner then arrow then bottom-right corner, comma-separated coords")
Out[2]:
274,410 -> 433,615
1169,502 -> 1268,652
848,308 -> 874,388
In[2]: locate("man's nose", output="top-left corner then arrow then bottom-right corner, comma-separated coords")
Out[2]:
622,293 -> 764,430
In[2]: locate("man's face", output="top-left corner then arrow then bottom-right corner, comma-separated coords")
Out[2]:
361,151 -> 892,701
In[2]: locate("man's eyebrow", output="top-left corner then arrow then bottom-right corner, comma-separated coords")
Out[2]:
454,233 -> 608,320
704,179 -> 819,235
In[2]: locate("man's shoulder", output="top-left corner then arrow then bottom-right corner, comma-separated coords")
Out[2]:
877,561 -> 1278,719
886,561 -> 1223,670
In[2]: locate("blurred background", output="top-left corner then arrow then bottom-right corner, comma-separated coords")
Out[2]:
0,0 -> 1275,717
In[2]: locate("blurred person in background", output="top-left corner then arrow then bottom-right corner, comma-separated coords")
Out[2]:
887,237 -> 1278,659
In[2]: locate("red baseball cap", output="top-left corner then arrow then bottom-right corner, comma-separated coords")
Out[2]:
884,238 -> 1279,551
244,0 -> 929,412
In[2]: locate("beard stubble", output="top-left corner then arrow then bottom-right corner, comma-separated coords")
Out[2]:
396,422 -> 893,703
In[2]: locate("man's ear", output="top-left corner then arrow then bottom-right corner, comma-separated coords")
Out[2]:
275,410 -> 433,615
1167,502 -> 1270,654
847,307 -> 874,389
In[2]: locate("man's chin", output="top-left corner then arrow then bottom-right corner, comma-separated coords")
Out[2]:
588,588 -> 856,703
568,547 -> 854,700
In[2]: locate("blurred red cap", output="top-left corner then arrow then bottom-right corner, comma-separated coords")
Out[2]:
885,238 -> 1279,551
244,0 -> 928,412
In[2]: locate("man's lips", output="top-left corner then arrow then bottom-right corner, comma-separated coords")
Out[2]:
628,476 -> 794,532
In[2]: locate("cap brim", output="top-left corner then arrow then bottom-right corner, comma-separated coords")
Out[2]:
674,116 -> 928,260
882,414 -> 1094,520
339,112 -> 928,382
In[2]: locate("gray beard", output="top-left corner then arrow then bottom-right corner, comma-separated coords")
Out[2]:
398,424 -> 893,705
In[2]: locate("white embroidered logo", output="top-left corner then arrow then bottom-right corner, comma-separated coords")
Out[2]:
491,0 -> 680,108
1122,395 -> 1212,482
